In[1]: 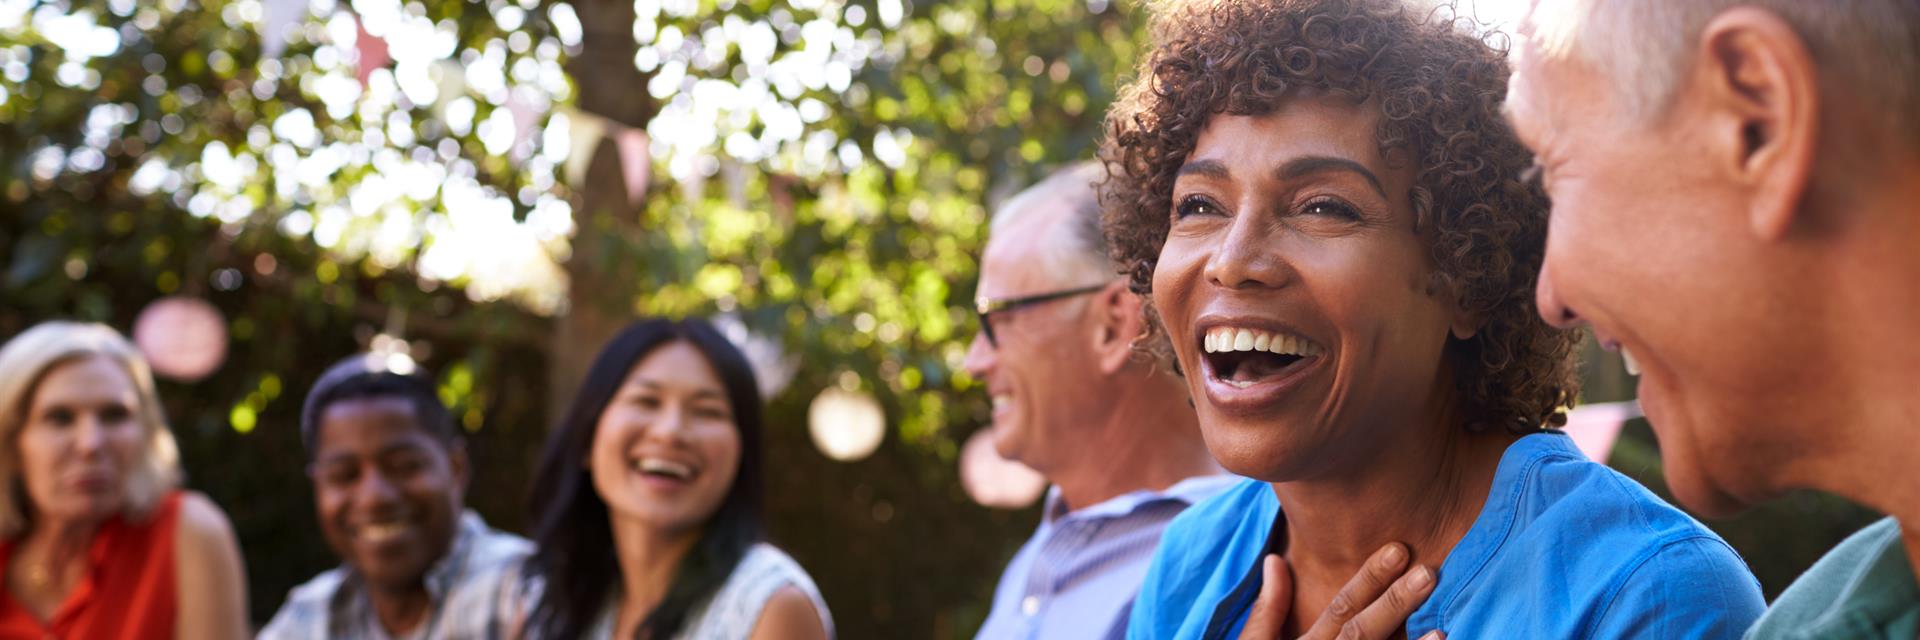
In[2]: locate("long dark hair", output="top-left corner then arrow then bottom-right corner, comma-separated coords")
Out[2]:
524,318 -> 766,639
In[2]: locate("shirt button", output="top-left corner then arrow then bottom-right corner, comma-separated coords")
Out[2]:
1022,595 -> 1040,616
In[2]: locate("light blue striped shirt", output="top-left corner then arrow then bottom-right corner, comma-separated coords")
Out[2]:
976,474 -> 1238,640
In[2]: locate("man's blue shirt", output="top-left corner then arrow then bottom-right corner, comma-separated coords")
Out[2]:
1127,432 -> 1765,639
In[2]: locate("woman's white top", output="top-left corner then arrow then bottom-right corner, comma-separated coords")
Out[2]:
584,543 -> 834,639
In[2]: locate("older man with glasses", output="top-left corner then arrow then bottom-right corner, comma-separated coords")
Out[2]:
964,162 -> 1230,640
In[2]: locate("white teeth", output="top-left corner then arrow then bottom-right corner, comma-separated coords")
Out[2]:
1621,348 -> 1642,376
991,395 -> 1012,412
634,458 -> 695,480
1200,326 -> 1324,357
360,523 -> 407,543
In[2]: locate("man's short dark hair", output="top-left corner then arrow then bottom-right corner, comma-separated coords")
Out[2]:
299,355 -> 457,459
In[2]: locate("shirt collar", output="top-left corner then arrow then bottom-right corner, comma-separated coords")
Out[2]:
1807,520 -> 1920,635
1412,431 -> 1581,623
421,510 -> 487,600
1044,473 -> 1239,523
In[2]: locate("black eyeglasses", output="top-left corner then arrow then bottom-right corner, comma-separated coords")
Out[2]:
974,283 -> 1109,348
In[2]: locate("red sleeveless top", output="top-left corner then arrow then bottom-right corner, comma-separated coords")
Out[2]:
0,491 -> 182,640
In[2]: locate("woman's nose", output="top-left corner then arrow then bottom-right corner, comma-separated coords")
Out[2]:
1204,212 -> 1293,290
72,415 -> 107,454
647,407 -> 691,440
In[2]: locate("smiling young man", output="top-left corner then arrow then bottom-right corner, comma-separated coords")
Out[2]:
1507,0 -> 1920,637
259,356 -> 530,640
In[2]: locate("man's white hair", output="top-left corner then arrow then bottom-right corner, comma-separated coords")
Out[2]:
1523,0 -> 1920,144
989,161 -> 1114,286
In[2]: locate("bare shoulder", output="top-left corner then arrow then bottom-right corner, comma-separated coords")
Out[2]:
748,586 -> 829,640
174,491 -> 240,544
173,492 -> 249,639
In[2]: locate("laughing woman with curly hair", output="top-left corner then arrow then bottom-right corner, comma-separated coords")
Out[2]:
1104,1 -> 1764,638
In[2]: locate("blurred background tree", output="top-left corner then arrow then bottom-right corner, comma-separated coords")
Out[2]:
0,0 -> 1882,637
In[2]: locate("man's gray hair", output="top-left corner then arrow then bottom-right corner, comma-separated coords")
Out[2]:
989,161 -> 1113,284
1524,0 -> 1920,146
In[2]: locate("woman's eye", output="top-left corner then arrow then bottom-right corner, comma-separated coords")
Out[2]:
1174,195 -> 1224,219
1301,199 -> 1361,220
695,407 -> 730,421
42,409 -> 74,428
99,405 -> 133,425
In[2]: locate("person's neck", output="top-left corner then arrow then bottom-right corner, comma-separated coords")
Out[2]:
363,581 -> 433,637
20,514 -> 100,563
609,515 -> 701,639
1272,405 -> 1517,633
1800,179 -> 1920,580
15,514 -> 103,594
1049,378 -> 1221,512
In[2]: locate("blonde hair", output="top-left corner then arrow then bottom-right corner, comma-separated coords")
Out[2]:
1521,0 -> 1920,145
0,321 -> 181,538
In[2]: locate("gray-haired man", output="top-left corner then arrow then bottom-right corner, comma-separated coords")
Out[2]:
1506,1 -> 1920,636
965,162 -> 1231,640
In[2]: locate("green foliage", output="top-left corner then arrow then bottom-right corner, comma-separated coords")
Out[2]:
3,0 -> 1145,633
5,0 -> 1876,635
567,1 -> 1152,632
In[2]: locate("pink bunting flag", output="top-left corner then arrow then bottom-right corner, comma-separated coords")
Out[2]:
1561,400 -> 1642,464
355,17 -> 390,88
612,127 -> 651,208
507,91 -> 542,161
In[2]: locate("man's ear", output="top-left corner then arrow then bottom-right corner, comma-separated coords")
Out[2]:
1093,280 -> 1144,374
1692,7 -> 1820,241
446,437 -> 471,492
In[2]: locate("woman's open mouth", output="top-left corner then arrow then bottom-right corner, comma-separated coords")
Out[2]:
1197,325 -> 1326,411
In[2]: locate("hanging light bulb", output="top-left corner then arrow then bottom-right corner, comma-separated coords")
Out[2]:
808,383 -> 885,462
132,296 -> 229,382
960,427 -> 1047,509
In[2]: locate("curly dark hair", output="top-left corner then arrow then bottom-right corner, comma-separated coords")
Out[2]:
1099,0 -> 1578,433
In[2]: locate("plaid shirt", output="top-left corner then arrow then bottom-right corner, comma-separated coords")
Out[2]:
259,511 -> 531,640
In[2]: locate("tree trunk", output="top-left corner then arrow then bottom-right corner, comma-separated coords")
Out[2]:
550,0 -> 657,426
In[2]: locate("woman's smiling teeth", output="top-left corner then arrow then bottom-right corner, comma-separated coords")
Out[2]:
632,457 -> 696,481
1202,327 -> 1323,357
1201,326 -> 1324,388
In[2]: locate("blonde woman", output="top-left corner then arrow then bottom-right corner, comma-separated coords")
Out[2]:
0,321 -> 249,638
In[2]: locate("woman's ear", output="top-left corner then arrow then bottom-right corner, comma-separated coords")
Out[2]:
1431,273 -> 1480,340
1450,314 -> 1481,341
